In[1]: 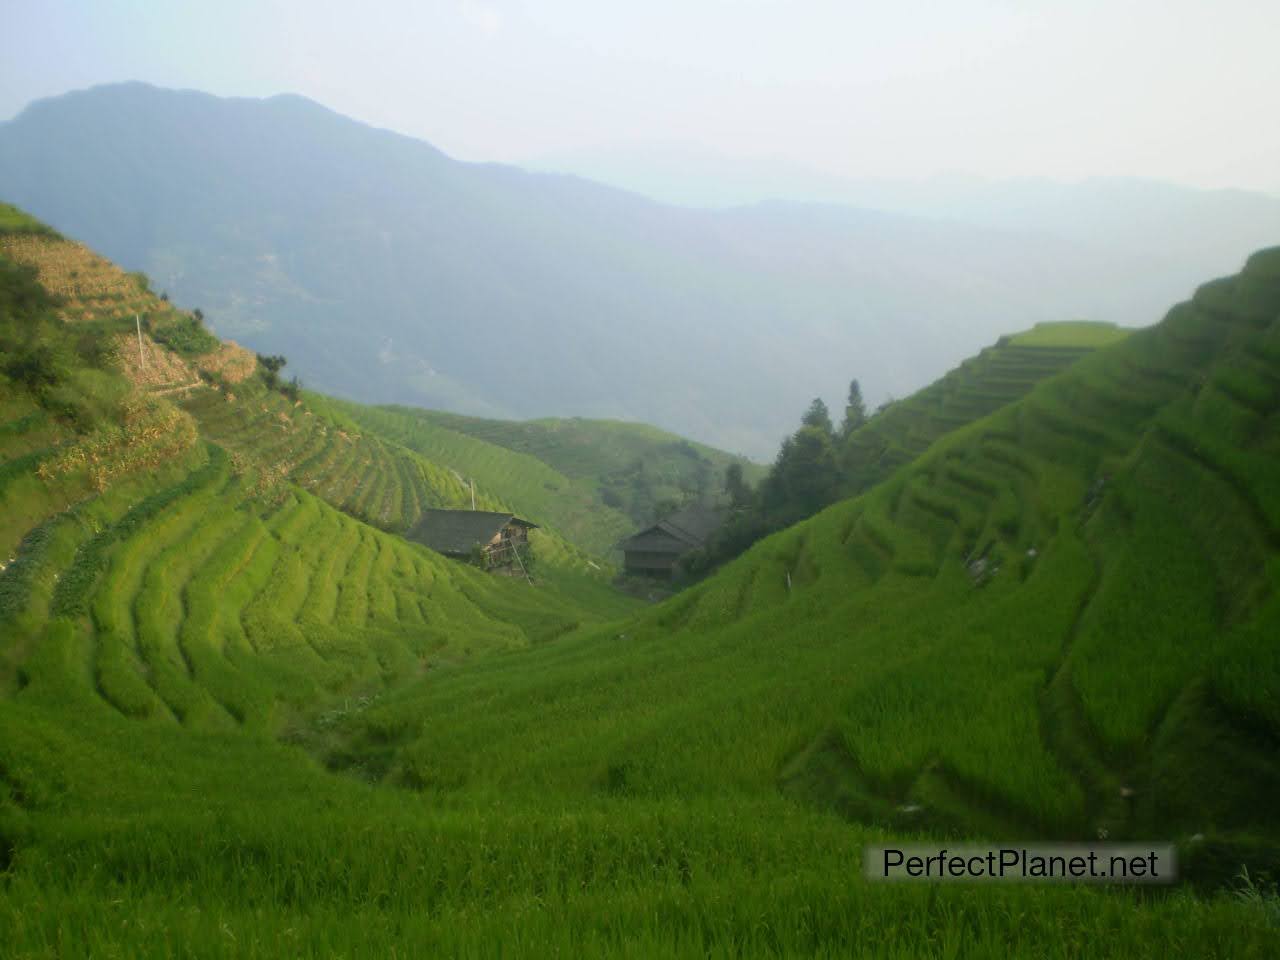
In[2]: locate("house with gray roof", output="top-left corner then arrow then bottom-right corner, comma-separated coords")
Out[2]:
406,509 -> 538,569
617,504 -> 725,578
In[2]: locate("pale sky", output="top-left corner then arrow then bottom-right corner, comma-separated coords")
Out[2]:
3,0 -> 1279,192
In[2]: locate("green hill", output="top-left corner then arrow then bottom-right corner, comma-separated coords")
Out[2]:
408,408 -> 765,485
684,321 -> 1129,576
844,320 -> 1131,488
313,255 -> 1280,856
338,403 -> 764,552
3,209 -> 1280,956
0,215 -> 619,582
324,403 -> 640,557
0,225 -> 637,705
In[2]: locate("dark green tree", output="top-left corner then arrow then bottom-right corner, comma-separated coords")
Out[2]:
840,378 -> 867,438
761,426 -> 840,524
724,462 -> 753,511
801,397 -> 834,436
654,496 -> 681,520
256,353 -> 288,391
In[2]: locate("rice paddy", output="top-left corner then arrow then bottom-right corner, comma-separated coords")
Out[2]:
2,213 -> 1280,956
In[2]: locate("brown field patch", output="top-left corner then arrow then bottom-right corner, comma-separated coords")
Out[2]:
0,234 -> 163,321
198,340 -> 257,384
113,331 -> 201,391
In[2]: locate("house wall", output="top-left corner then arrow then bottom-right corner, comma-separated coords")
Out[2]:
484,523 -> 532,567
624,549 -> 682,576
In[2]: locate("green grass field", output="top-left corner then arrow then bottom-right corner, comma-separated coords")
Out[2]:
0,202 -> 61,237
841,321 -> 1131,492
1008,321 -> 1133,348
3,211 -> 1280,957
399,407 -> 767,523
317,398 -> 640,558
178,382 -> 613,579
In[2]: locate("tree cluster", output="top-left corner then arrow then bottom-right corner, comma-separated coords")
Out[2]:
683,379 -> 877,578
257,353 -> 303,401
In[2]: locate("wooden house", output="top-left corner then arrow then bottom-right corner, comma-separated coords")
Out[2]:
617,504 -> 725,578
406,510 -> 538,569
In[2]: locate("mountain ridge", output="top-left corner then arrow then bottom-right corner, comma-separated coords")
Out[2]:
3,82 -> 1261,457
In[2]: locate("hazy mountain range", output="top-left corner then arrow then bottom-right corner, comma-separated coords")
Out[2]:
527,142 -> 1280,259
3,83 -> 1278,457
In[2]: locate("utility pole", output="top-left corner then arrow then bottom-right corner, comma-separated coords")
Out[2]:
470,478 -> 476,511
135,314 -> 146,369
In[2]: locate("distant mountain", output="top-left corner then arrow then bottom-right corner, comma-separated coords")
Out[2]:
3,84 -> 1272,457
529,141 -> 1280,267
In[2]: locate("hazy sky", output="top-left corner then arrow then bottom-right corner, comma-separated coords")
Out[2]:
4,0 -> 1279,192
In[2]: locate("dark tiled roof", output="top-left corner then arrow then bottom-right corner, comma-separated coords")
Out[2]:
660,504 -> 725,544
622,529 -> 690,554
407,510 -> 537,556
619,504 -> 725,554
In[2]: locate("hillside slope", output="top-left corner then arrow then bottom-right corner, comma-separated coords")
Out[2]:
0,217 -> 634,684
843,320 -> 1131,489
0,207 -> 634,577
333,249 -> 1280,865
3,212 -> 1280,955
340,403 -> 763,551
0,83 -> 1248,456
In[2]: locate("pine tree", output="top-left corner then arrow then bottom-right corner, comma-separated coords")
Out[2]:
801,397 -> 834,436
840,378 -> 867,438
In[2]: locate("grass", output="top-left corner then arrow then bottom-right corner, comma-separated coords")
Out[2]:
180,383 -> 612,580
324,399 -> 639,557
1008,321 -> 1133,348
0,202 -> 62,238
387,405 -> 766,530
3,209 -> 1280,956
840,325 -> 1125,496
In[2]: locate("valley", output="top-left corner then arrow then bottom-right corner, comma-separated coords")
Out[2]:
2,203 -> 1279,955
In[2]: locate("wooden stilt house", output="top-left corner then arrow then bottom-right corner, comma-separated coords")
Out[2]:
407,510 -> 538,570
617,504 -> 725,578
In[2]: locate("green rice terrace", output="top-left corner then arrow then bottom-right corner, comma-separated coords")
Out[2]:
178,384 -> 608,579
316,399 -> 641,559
841,320 -> 1133,493
2,208 -> 1280,957
366,401 -> 768,545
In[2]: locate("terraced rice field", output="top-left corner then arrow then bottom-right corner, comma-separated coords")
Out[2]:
4,208 -> 1280,956
180,385 -> 609,574
844,321 -> 1130,487
326,399 -> 638,557
311,254 -> 1280,877
0,418 -> 621,726
0,233 -> 157,324
396,407 -> 766,524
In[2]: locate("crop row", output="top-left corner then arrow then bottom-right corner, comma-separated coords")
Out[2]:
184,388 -> 490,535
1,394 -> 597,729
544,289 -> 1279,841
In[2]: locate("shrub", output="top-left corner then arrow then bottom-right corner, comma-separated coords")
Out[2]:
257,353 -> 288,391
150,313 -> 219,357
3,341 -> 69,392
